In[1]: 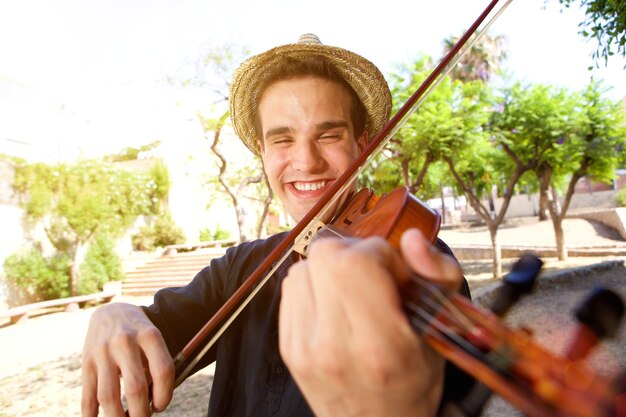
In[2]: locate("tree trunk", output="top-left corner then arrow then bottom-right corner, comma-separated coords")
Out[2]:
235,206 -> 248,242
70,240 -> 86,296
538,192 -> 549,221
553,217 -> 568,261
440,184 -> 447,225
550,186 -> 562,215
537,169 -> 551,221
488,224 -> 502,277
256,173 -> 273,239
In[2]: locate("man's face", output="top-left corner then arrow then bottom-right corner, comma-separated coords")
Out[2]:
257,76 -> 367,223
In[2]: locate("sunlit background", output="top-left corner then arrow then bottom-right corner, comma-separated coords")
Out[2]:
1,0 -> 624,162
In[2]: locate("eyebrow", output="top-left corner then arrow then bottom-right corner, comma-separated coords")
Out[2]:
264,126 -> 291,139
317,120 -> 349,131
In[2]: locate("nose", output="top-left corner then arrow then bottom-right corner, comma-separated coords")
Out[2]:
291,140 -> 325,173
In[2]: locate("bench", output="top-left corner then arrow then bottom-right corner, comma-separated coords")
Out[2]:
0,282 -> 121,325
164,239 -> 238,254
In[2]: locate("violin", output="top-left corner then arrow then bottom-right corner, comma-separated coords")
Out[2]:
124,1 -> 626,415
324,187 -> 626,417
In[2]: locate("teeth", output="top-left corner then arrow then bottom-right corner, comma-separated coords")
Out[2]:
294,181 -> 326,191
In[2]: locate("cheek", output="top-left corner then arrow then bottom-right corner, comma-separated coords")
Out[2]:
262,153 -> 285,184
333,145 -> 360,170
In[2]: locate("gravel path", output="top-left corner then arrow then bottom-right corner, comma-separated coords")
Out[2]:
1,217 -> 625,416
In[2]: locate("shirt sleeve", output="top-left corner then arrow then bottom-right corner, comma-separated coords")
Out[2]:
141,233 -> 289,364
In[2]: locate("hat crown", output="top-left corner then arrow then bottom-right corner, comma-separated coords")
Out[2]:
297,33 -> 322,45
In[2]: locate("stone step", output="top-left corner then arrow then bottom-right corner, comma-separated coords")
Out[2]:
125,267 -> 202,277
131,260 -> 211,269
122,249 -> 225,296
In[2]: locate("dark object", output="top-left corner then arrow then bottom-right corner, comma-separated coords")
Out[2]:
490,253 -> 543,317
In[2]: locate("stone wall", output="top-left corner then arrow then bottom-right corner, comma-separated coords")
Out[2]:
569,207 -> 626,239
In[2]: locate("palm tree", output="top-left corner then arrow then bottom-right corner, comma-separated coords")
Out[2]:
442,33 -> 507,82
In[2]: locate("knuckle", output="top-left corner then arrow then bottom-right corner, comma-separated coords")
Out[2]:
136,324 -> 162,345
285,261 -> 307,281
110,330 -> 136,352
308,237 -> 344,259
96,385 -> 119,407
153,359 -> 175,384
311,338 -> 346,379
314,350 -> 346,380
80,396 -> 98,416
360,349 -> 394,385
122,374 -> 149,399
283,346 -> 311,376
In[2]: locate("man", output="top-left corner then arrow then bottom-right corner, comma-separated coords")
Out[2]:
81,34 -> 471,417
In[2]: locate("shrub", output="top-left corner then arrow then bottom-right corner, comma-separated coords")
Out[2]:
153,212 -> 186,247
131,212 -> 186,251
616,187 -> 626,207
3,247 -> 71,300
199,226 -> 231,242
79,234 -> 124,294
132,225 -> 156,251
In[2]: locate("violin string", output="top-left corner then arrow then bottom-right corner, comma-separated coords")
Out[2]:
408,274 -> 476,332
403,299 -> 488,361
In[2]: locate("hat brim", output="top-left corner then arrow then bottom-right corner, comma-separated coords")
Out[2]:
229,42 -> 392,156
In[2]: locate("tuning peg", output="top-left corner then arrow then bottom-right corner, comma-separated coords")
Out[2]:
566,287 -> 625,361
490,253 -> 543,317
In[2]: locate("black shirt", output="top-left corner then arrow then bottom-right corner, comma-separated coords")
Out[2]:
143,232 -> 473,417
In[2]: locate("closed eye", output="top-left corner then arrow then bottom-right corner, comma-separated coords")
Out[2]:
268,137 -> 293,146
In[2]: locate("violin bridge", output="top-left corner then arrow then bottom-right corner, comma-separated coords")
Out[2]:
293,219 -> 326,257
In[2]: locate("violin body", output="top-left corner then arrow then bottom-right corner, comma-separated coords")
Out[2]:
331,187 -> 441,248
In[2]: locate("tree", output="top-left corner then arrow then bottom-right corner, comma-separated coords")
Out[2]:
555,0 -> 626,66
366,57 -> 491,200
533,79 -> 626,259
199,111 -> 272,241
442,33 -> 507,82
444,127 -> 534,277
13,159 -> 157,295
171,43 -> 274,241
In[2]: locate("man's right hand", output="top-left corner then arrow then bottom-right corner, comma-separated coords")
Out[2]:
81,303 -> 175,417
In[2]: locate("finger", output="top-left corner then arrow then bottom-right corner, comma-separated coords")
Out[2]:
309,237 -> 418,364
280,261 -> 317,368
305,238 -> 352,336
139,328 -> 175,413
112,341 -> 151,417
95,353 -> 126,417
81,360 -> 100,417
400,228 -> 462,291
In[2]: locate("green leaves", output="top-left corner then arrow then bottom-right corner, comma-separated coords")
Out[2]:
556,0 -> 626,66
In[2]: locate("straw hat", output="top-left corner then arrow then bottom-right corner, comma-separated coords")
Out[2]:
229,34 -> 392,155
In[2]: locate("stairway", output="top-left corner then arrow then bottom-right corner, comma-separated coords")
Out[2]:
122,247 -> 227,296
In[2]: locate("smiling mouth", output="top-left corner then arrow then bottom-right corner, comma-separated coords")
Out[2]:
292,180 -> 328,191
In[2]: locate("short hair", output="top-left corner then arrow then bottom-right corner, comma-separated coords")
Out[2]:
254,55 -> 367,142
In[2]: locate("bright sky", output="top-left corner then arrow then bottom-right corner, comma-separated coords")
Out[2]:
0,0 -> 625,159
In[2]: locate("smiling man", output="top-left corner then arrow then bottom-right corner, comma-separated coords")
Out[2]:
81,34 -> 472,417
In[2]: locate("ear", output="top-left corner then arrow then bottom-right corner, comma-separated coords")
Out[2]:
357,130 -> 368,153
